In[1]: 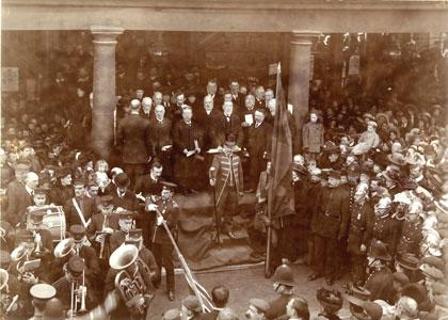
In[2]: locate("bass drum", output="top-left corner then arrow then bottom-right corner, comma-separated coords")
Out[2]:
27,206 -> 66,242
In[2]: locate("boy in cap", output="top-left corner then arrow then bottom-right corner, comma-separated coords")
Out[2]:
111,172 -> 140,212
245,298 -> 270,320
181,295 -> 203,320
64,179 -> 96,228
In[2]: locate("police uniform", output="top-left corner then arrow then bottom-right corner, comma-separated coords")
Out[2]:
311,173 -> 349,282
396,218 -> 423,257
346,201 -> 374,285
371,214 -> 401,258
29,283 -> 56,320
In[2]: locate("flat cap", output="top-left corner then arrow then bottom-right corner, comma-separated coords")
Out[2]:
69,224 -> 86,239
68,256 -> 85,274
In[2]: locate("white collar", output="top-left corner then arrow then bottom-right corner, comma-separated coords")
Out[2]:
25,185 -> 33,195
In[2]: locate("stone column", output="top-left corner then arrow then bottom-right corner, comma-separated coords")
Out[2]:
288,31 -> 319,151
90,26 -> 123,160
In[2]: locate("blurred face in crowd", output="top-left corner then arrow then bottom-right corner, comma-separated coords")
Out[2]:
176,94 -> 185,106
240,86 -> 248,95
347,174 -> 359,186
151,166 -> 163,180
25,173 -> 39,190
265,89 -> 274,102
20,147 -> 33,159
119,218 -> 133,233
33,193 -> 47,206
187,94 -> 196,105
153,92 -> 163,105
293,155 -> 305,166
310,113 -> 318,123
328,153 -> 339,163
87,185 -> 98,198
224,93 -> 232,102
207,81 -> 217,96
245,305 -> 264,320
204,96 -> 214,111
328,177 -> 339,188
99,203 -> 113,216
96,173 -> 110,189
142,97 -> 152,114
136,89 -> 144,100
155,105 -> 165,120
268,100 -> 276,115
223,101 -> 233,115
255,86 -> 265,100
245,95 -> 255,110
254,110 -> 265,125
161,188 -> 172,201
354,184 -> 368,204
74,184 -> 85,198
230,81 -> 239,94
182,108 -> 193,123
76,88 -> 85,98
60,174 -> 72,187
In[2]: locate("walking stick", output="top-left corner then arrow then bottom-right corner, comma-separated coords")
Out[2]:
209,167 -> 221,244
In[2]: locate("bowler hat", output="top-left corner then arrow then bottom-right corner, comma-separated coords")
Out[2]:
397,253 -> 420,271
114,173 -> 130,188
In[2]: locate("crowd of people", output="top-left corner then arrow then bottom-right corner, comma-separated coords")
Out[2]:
0,31 -> 447,320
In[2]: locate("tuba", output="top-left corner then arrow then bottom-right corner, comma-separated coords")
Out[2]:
109,245 -> 148,315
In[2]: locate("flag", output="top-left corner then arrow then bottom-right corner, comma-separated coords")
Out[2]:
265,63 -> 295,274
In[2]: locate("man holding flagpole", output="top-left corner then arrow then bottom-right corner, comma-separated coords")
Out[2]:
265,63 -> 296,277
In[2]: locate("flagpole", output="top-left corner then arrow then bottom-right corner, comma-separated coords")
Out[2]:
264,62 -> 282,278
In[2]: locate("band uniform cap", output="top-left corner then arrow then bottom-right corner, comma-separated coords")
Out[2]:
182,295 -> 202,313
397,253 -> 420,271
69,224 -> 86,239
114,172 -> 130,188
127,229 -> 143,241
30,283 -> 56,301
162,308 -> 181,320
161,181 -> 178,191
96,195 -> 114,208
249,298 -> 270,313
420,256 -> 445,272
117,210 -> 136,220
392,272 -> 410,285
68,256 -> 85,274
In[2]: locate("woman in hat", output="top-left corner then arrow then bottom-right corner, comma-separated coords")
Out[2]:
352,121 -> 380,156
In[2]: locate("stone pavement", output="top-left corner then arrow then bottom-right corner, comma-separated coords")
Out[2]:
148,263 -> 352,319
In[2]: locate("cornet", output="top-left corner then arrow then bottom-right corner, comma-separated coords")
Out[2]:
54,238 -> 77,258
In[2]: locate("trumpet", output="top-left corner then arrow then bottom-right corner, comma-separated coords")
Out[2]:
31,230 -> 44,258
70,268 -> 87,317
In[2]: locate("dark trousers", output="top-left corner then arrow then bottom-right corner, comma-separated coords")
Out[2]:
217,185 -> 238,226
351,254 -> 366,285
123,163 -> 147,189
152,242 -> 175,291
313,234 -> 338,279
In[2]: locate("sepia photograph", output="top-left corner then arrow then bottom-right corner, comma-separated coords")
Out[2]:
0,1 -> 448,319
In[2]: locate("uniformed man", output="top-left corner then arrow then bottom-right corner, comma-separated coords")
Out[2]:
209,134 -> 243,237
346,183 -> 375,286
371,197 -> 401,258
29,283 -> 56,320
54,225 -> 101,292
309,170 -> 349,285
396,200 -> 423,257
364,240 -> 394,302
26,194 -> 54,255
87,195 -> 118,263
266,261 -> 295,320
147,184 -> 179,301
64,179 -> 96,228
52,256 -> 98,317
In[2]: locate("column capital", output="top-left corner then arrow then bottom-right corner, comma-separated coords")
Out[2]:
90,26 -> 124,44
290,31 -> 320,46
